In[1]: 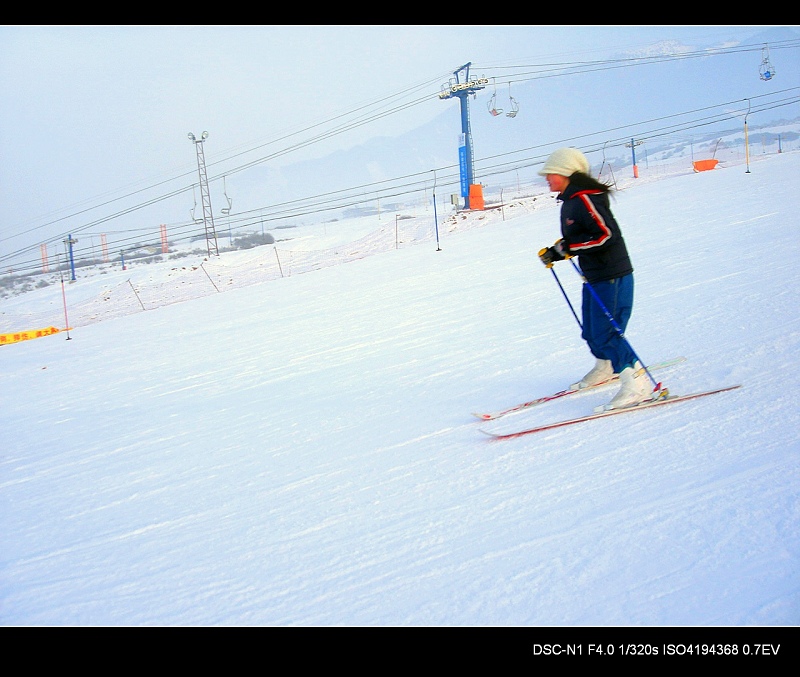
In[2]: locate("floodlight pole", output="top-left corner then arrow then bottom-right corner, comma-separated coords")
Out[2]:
188,131 -> 220,257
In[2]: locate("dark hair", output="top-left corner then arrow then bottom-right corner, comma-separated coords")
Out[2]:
569,171 -> 613,194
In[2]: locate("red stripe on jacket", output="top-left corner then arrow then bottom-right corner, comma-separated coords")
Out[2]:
568,190 -> 611,250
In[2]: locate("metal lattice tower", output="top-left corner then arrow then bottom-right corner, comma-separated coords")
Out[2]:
188,131 -> 219,257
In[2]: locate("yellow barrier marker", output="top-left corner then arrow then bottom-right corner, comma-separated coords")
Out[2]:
0,326 -> 65,345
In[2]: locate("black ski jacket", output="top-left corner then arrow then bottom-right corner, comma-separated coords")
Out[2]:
558,183 -> 633,283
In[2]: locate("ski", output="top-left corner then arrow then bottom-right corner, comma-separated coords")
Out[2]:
479,384 -> 742,439
472,356 -> 687,421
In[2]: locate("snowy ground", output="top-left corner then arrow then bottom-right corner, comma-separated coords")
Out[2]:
1,151 -> 799,627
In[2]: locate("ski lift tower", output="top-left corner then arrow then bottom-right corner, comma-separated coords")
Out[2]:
188,131 -> 219,257
438,63 -> 488,209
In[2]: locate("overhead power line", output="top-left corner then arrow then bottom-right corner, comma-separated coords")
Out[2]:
3,39 -> 799,269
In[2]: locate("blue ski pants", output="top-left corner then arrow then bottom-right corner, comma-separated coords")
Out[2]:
581,273 -> 637,373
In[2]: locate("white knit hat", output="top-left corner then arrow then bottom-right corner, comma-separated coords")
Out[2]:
537,147 -> 591,177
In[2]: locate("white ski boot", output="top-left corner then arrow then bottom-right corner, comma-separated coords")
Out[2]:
571,358 -> 613,391
602,361 -> 653,411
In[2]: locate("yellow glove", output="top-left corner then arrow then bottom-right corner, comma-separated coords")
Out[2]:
538,239 -> 571,268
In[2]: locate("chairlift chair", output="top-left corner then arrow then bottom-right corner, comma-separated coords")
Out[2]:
487,79 -> 503,116
221,176 -> 233,216
506,83 -> 519,118
190,186 -> 204,223
759,45 -> 776,81
759,64 -> 775,81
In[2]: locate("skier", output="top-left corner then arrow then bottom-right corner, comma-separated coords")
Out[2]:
537,147 -> 652,409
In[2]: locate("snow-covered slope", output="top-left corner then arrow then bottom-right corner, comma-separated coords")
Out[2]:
1,150 -> 798,626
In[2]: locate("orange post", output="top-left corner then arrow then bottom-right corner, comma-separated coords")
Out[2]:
468,184 -> 484,211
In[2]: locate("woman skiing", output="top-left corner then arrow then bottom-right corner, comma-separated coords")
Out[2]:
537,147 -> 653,410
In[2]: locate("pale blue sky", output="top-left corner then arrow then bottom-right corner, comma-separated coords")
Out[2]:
0,25 -> 785,256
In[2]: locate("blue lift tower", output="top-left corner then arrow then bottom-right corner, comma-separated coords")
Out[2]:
439,63 -> 487,210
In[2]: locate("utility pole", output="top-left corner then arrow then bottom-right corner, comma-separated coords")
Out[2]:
64,234 -> 78,281
188,131 -> 219,257
626,138 -> 644,178
438,63 -> 488,210
744,100 -> 752,174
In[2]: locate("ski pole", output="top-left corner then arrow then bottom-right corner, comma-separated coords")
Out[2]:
568,259 -> 660,390
548,266 -> 582,329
